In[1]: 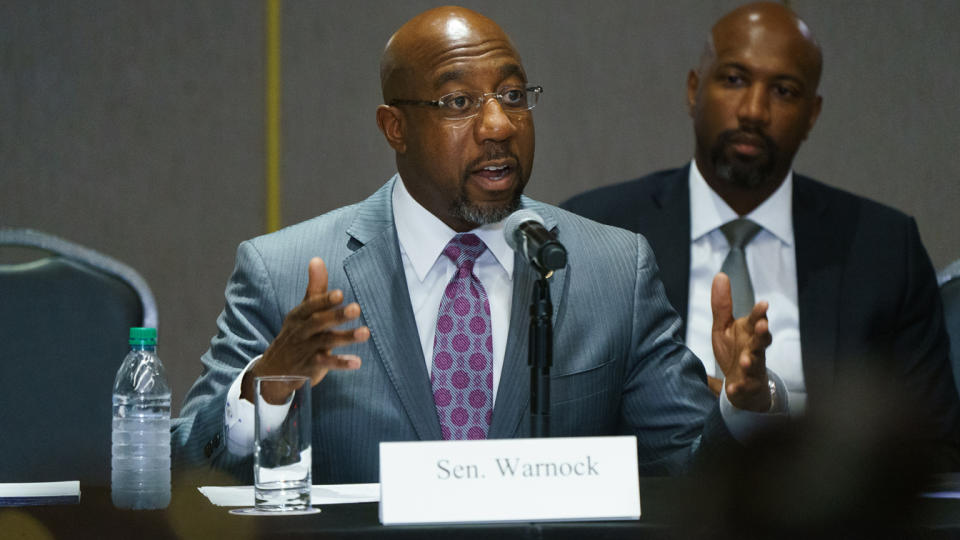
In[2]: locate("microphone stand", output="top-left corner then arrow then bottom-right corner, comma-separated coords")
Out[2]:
529,270 -> 553,438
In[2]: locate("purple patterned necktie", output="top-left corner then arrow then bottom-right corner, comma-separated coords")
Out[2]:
431,233 -> 494,440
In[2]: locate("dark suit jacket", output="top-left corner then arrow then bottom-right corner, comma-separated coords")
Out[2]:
172,176 -> 734,484
562,165 -> 960,466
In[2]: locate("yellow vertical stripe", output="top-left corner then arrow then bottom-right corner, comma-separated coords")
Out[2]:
265,0 -> 282,232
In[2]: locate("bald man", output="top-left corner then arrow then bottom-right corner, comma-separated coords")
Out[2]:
172,6 -> 786,484
563,2 -> 960,468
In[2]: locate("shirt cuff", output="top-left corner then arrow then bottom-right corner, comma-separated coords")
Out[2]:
719,369 -> 790,444
224,355 -> 299,457
224,355 -> 259,457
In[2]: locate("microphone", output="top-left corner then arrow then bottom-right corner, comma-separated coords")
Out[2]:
503,210 -> 567,272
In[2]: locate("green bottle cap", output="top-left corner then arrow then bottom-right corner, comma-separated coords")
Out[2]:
129,327 -> 158,346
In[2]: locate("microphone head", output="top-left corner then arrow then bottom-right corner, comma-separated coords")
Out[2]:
540,243 -> 568,271
503,209 -> 545,251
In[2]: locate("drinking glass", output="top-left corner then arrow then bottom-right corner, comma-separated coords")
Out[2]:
253,375 -> 312,512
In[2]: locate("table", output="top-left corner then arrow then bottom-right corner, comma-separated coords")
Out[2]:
6,477 -> 960,539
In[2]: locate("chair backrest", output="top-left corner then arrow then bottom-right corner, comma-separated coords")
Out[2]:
939,259 -> 960,400
0,228 -> 158,485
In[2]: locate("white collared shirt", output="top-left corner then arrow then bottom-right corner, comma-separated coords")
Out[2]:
392,177 -> 514,403
686,160 -> 806,414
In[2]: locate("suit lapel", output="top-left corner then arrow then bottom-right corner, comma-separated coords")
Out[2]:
343,178 -> 442,440
489,199 -> 568,438
641,167 -> 692,328
793,176 -> 841,399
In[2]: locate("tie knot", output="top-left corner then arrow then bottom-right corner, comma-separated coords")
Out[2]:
720,218 -> 762,249
443,233 -> 488,271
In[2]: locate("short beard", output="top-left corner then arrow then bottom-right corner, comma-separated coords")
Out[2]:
449,180 -> 523,226
449,150 -> 526,226
711,129 -> 779,189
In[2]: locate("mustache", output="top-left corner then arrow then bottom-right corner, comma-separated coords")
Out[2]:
465,144 -> 519,172
717,127 -> 776,153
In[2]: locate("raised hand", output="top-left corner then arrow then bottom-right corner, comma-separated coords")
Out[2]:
240,257 -> 370,403
710,272 -> 773,411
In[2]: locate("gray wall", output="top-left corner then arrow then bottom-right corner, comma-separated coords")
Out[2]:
2,1 -> 958,413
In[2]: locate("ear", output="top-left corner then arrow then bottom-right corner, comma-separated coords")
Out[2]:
686,69 -> 700,118
376,104 -> 407,153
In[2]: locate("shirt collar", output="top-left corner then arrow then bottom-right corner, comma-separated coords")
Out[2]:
688,159 -> 795,246
392,176 -> 515,282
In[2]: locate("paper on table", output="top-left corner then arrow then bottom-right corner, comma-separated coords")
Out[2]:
199,483 -> 379,507
920,473 -> 960,499
0,481 -> 81,506
921,491 -> 960,499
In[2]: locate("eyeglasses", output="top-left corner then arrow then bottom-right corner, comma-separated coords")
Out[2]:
389,85 -> 543,120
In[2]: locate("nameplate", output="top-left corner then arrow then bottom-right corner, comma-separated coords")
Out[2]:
379,436 -> 640,525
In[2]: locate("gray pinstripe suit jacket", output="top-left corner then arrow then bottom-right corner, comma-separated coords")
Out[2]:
171,176 -> 730,484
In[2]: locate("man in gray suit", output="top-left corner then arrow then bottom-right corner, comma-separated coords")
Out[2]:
172,6 -> 782,484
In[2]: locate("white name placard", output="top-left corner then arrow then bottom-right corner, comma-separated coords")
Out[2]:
379,435 -> 640,525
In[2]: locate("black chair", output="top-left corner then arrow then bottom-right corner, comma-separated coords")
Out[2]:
940,259 -> 960,400
0,228 -> 157,486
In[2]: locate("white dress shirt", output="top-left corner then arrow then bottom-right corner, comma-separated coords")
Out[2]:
392,176 -> 515,401
686,160 -> 806,415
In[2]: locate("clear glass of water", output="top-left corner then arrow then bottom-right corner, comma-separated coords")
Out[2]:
254,375 -> 312,512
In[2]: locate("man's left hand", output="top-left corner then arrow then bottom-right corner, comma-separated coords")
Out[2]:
711,272 -> 773,411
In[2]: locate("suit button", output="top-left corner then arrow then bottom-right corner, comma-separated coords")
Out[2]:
204,441 -> 213,458
213,433 -> 222,448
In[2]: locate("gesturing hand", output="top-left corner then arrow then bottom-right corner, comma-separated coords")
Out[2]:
710,272 -> 773,412
240,257 -> 370,403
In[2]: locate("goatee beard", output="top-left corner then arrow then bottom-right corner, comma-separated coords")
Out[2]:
711,129 -> 779,189
449,180 -> 523,226
450,149 -> 526,226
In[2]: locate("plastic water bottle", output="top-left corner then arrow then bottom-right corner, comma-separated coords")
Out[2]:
111,327 -> 171,509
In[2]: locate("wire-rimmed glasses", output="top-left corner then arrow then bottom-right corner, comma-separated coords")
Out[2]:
389,85 -> 543,120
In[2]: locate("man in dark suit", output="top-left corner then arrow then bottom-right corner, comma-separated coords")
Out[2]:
562,1 -> 960,467
173,6 -> 783,484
